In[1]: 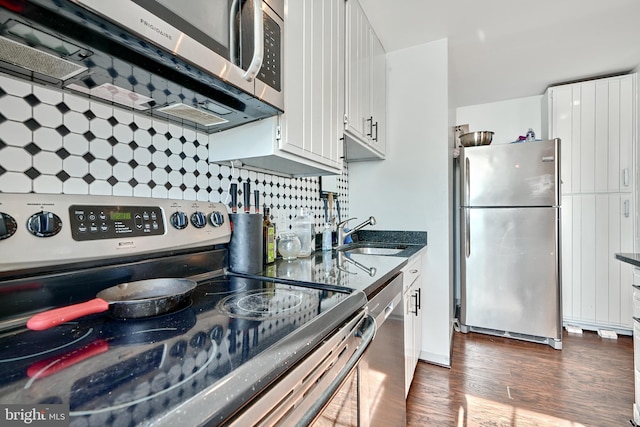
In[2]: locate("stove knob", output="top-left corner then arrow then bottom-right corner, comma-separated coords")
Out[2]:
27,211 -> 62,237
0,212 -> 17,240
209,211 -> 225,227
190,211 -> 207,229
170,211 -> 188,230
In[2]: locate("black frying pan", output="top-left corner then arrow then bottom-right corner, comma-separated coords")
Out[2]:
26,278 -> 196,331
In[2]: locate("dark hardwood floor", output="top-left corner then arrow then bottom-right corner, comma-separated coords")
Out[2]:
406,330 -> 634,426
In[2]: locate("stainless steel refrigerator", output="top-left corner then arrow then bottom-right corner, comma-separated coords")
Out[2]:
459,138 -> 562,349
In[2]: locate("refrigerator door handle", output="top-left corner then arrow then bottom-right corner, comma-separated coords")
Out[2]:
465,157 -> 470,207
465,210 -> 471,257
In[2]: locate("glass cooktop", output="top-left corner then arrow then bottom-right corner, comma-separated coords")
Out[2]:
0,275 -> 361,426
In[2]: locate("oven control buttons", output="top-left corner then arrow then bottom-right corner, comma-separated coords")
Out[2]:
170,211 -> 188,230
27,211 -> 63,238
0,212 -> 17,240
190,212 -> 207,229
209,211 -> 225,227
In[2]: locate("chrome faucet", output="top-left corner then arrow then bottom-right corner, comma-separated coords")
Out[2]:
336,216 -> 376,250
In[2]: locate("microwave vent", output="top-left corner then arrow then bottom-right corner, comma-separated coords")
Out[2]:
156,103 -> 229,127
0,35 -> 87,80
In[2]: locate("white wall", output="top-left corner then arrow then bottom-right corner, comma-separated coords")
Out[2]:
456,96 -> 543,145
349,39 -> 453,366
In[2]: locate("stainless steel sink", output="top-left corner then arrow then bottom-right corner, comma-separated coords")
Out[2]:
344,247 -> 405,256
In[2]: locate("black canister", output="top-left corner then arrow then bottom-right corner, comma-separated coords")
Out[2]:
229,213 -> 264,274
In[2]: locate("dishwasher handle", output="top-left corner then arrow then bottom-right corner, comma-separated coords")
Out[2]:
373,291 -> 402,327
295,315 -> 376,427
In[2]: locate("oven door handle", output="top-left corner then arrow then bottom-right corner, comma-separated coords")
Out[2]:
295,314 -> 376,427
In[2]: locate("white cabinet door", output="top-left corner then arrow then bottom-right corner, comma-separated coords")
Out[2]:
344,0 -> 386,161
344,0 -> 370,140
369,31 -> 386,156
402,255 -> 422,398
547,74 -> 635,195
562,193 -> 634,329
411,279 -> 422,371
280,0 -> 344,171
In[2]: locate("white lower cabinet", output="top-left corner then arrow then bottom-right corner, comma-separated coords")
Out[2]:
561,194 -> 634,331
403,255 -> 422,398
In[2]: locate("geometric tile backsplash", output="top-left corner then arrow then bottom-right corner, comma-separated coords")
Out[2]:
0,72 -> 348,231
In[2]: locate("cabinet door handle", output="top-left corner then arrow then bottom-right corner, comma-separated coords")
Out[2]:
623,168 -> 630,187
372,121 -> 378,141
411,292 -> 419,315
416,287 -> 421,310
366,116 -> 373,137
624,199 -> 630,218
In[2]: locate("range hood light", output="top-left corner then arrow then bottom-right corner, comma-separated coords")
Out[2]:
201,101 -> 232,116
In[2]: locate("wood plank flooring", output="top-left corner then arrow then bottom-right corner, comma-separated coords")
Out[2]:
406,330 -> 634,427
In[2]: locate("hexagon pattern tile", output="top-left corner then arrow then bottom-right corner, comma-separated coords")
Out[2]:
0,73 -> 349,230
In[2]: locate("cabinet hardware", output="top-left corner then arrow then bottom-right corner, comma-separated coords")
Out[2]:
372,121 -> 378,141
416,287 -> 421,310
409,269 -> 418,274
366,116 -> 373,137
624,168 -> 629,187
411,292 -> 419,315
624,199 -> 630,218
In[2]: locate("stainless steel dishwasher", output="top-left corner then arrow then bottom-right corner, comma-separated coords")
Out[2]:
361,272 -> 406,426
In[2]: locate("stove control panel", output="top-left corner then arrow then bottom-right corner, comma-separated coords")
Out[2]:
69,204 -> 165,241
0,193 -> 231,272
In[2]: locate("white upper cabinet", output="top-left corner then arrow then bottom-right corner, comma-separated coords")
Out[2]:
209,0 -> 345,176
344,0 -> 386,161
544,74 -> 635,194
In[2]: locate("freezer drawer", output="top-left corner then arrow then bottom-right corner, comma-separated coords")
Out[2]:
460,139 -> 560,207
460,206 -> 561,340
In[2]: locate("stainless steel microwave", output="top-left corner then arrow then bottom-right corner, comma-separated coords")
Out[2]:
75,0 -> 283,110
0,0 -> 283,132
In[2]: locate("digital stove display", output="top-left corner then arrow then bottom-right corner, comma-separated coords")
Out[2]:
69,204 -> 165,241
0,276 -> 350,426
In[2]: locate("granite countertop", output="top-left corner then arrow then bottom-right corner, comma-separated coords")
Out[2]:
254,230 -> 428,297
615,253 -> 640,268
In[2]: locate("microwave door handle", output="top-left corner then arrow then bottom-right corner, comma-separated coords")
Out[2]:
242,0 -> 264,81
229,0 -> 240,65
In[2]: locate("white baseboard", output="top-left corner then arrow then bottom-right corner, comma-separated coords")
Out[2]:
419,350 -> 450,368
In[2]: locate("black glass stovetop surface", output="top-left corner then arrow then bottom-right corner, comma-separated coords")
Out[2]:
0,275 -> 354,426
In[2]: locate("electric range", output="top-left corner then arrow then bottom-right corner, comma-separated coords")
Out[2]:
0,194 -> 367,426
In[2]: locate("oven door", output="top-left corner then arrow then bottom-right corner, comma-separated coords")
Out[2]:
225,311 -> 375,426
